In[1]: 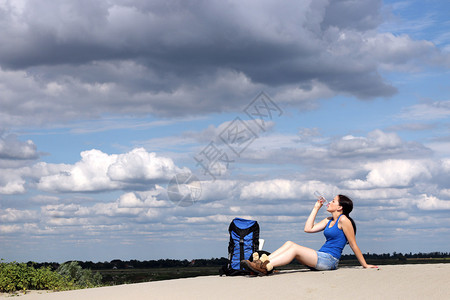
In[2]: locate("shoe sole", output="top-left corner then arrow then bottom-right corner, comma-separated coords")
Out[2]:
242,260 -> 267,276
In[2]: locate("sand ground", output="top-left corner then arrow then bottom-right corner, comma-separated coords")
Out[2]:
2,264 -> 448,300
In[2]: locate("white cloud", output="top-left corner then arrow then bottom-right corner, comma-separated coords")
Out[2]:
416,194 -> 450,210
364,32 -> 437,71
0,169 -> 26,194
240,179 -> 335,201
330,129 -> 403,156
198,180 -> 240,202
425,141 -> 450,158
37,149 -> 120,192
38,192 -> 166,223
0,224 -> 22,234
0,208 -> 38,223
91,201 -> 160,219
107,148 -> 188,183
37,148 -> 187,193
118,188 -> 169,208
343,159 -> 433,189
117,192 -> 144,208
218,129 -> 430,170
241,179 -> 297,200
0,134 -> 38,160
398,100 -> 450,121
349,188 -> 409,201
439,189 -> 450,198
442,158 -> 450,172
273,81 -> 335,110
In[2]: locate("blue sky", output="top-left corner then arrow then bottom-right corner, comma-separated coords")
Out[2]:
1,0 -> 450,263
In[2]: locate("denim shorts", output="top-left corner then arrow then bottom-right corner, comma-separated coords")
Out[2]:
313,251 -> 339,271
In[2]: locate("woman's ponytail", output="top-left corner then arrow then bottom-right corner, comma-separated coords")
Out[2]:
338,195 -> 356,235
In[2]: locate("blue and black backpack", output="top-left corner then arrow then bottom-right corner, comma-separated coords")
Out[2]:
220,218 -> 266,276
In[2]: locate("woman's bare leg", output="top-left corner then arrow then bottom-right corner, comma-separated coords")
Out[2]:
268,241 -> 294,259
268,241 -> 318,268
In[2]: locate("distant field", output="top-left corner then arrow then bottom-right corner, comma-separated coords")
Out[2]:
98,266 -> 221,285
338,257 -> 450,267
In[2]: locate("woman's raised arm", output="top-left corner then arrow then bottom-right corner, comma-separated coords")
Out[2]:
304,200 -> 329,233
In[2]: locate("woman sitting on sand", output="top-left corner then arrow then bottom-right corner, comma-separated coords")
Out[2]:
242,195 -> 378,275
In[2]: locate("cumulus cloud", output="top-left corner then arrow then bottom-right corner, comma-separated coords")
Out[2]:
240,179 -> 334,201
37,148 -> 188,193
107,148 -> 187,183
37,149 -> 120,192
197,180 -> 240,202
331,130 -> 402,156
416,194 -> 450,210
0,169 -> 26,194
117,192 -> 145,208
118,188 -> 169,208
343,159 -> 433,189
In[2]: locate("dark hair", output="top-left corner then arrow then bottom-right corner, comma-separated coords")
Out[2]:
338,195 -> 356,235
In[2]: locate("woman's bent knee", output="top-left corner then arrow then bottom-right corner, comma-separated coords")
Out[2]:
284,241 -> 296,247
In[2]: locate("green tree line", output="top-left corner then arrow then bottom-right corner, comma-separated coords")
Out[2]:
26,251 -> 450,270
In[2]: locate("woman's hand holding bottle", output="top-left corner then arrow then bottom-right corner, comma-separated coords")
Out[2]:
314,191 -> 327,209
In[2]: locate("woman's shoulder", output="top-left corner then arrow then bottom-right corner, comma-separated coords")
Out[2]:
338,214 -> 351,224
339,214 -> 348,220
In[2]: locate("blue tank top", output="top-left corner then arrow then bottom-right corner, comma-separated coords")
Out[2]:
318,214 -> 347,259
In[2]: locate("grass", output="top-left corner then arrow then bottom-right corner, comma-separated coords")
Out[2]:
0,261 -> 102,294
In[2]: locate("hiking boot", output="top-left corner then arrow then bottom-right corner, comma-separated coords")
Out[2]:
241,260 -> 271,276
